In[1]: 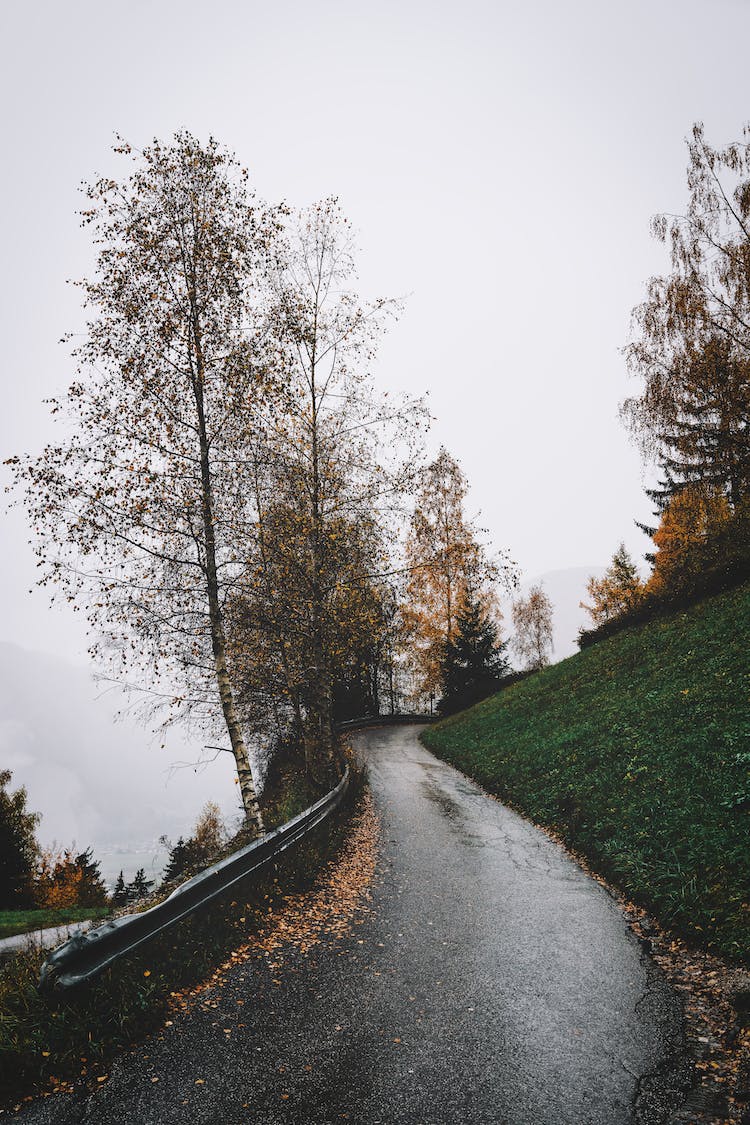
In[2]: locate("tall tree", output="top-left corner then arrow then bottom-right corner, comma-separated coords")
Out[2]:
581,544 -> 644,627
403,447 -> 511,697
0,771 -> 39,909
439,593 -> 510,716
112,871 -> 128,907
623,124 -> 750,507
73,848 -> 109,907
9,135 -> 282,833
128,869 -> 154,901
512,583 -> 554,671
231,200 -> 426,782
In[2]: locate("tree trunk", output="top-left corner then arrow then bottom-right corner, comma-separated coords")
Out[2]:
307,348 -> 336,782
192,317 -> 264,836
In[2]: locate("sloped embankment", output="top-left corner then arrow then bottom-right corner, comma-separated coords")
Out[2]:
422,582 -> 750,964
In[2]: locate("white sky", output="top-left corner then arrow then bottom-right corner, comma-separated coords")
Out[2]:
2,0 -> 750,659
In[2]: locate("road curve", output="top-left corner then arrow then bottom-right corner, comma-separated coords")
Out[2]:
12,724 -> 685,1124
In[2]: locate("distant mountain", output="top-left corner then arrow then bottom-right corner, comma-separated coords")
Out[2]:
505,567 -> 607,663
0,642 -> 242,862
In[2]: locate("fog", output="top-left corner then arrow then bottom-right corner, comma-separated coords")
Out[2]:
2,0 -> 749,853
0,643 -> 241,865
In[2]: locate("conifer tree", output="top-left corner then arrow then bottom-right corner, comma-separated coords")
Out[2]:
161,836 -> 204,885
127,869 -> 154,901
582,544 -> 644,626
74,847 -> 108,907
439,593 -> 510,715
0,770 -> 39,909
112,870 -> 128,907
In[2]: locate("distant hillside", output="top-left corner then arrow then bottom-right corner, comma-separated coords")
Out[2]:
0,643 -> 241,863
424,582 -> 750,964
507,566 -> 607,661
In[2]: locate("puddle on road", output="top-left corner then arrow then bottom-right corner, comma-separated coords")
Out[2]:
419,775 -> 493,850
422,779 -> 462,822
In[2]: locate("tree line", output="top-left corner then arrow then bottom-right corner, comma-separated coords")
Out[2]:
582,122 -> 750,640
0,764 -> 233,913
7,133 -> 527,834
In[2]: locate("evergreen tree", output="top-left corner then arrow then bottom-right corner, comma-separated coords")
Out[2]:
0,770 -> 40,909
439,594 -> 510,716
127,869 -> 154,901
74,847 -> 108,907
111,870 -> 128,907
657,337 -> 750,508
161,837 -> 197,885
581,544 -> 644,626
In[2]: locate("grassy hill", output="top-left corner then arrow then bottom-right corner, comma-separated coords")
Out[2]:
422,582 -> 750,964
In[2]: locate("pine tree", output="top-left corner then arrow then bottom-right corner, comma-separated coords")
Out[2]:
439,594 -> 510,716
74,848 -> 108,907
581,544 -> 644,626
127,869 -> 154,901
0,770 -> 40,909
161,838 -> 196,885
658,337 -> 750,508
111,870 -> 128,907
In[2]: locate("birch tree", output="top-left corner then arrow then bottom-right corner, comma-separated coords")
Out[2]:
231,200 -> 427,781
8,134 -> 281,834
512,583 -> 554,671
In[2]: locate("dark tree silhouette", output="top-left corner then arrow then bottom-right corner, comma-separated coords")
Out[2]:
439,593 -> 510,716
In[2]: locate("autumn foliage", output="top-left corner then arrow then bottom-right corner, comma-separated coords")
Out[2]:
512,584 -> 554,671
34,846 -> 108,910
582,544 -> 644,627
403,448 -> 512,700
647,485 -> 732,597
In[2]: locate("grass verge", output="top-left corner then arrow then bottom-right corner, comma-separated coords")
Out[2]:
422,581 -> 750,965
0,909 -> 109,942
0,770 -> 364,1112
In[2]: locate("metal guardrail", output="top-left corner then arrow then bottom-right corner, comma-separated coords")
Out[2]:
336,712 -> 434,732
38,767 -> 350,994
38,713 -> 428,992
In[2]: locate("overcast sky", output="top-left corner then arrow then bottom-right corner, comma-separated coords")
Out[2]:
2,0 -> 749,846
3,0 -> 750,659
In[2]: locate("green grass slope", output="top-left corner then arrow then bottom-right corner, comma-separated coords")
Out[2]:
0,908 -> 108,940
422,582 -> 750,964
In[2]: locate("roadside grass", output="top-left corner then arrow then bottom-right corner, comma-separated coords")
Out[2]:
0,772 -> 363,1111
422,581 -> 750,965
0,908 -> 109,941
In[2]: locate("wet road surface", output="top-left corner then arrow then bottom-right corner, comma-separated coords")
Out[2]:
12,724 -> 686,1124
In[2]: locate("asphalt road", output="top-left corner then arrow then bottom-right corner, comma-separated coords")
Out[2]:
12,724 -> 687,1124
